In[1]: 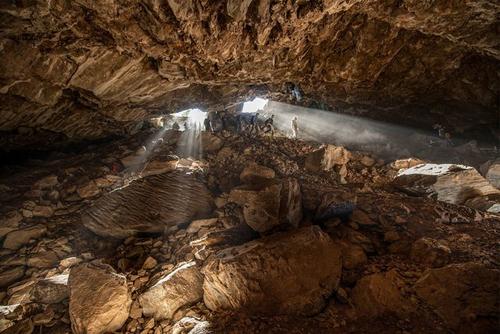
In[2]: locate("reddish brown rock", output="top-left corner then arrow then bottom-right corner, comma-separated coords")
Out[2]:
203,226 -> 342,316
415,263 -> 499,333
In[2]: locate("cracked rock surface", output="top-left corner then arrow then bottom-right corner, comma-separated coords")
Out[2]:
1,1 -> 499,147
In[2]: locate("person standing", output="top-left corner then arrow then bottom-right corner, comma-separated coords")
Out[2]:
263,114 -> 275,137
291,116 -> 299,139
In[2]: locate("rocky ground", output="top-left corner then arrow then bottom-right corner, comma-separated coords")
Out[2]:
0,126 -> 499,334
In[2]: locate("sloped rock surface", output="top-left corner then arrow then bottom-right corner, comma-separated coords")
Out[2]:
31,274 -> 69,304
82,171 -> 214,238
415,263 -> 500,333
69,262 -> 131,334
352,270 -> 414,317
202,226 -> 341,315
394,164 -> 500,207
139,261 -> 203,320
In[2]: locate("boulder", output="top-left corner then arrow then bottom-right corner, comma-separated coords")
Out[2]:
69,262 -> 131,334
393,164 -> 500,206
2,225 -> 47,250
239,163 -> 276,184
305,145 -> 351,172
141,158 -> 178,177
360,156 -> 376,167
352,270 -> 413,317
203,226 -> 342,315
32,205 -> 54,218
0,211 -> 22,238
410,237 -> 451,268
229,182 -> 282,232
82,171 -> 214,238
27,251 -> 59,268
33,175 -> 58,189
0,267 -> 25,288
415,263 -> 499,333
339,240 -> 368,270
77,181 -> 100,199
480,160 -> 499,189
139,261 -> 204,320
31,274 -> 69,304
391,158 -> 425,170
229,177 -> 303,232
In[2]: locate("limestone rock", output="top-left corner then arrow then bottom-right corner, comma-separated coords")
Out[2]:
482,160 -> 499,189
77,181 -> 100,199
352,270 -> 413,317
0,211 -> 22,238
240,163 -> 276,184
27,251 -> 59,268
203,226 -> 342,315
391,158 -> 425,170
142,256 -> 157,270
82,172 -> 214,238
360,156 -> 376,167
305,145 -> 351,172
187,218 -> 219,234
141,159 -> 179,177
69,262 -> 131,334
0,266 -> 25,288
394,164 -> 500,206
410,237 -> 451,268
415,263 -> 499,332
32,205 -> 54,218
2,225 -> 47,250
33,175 -> 58,189
339,240 -> 368,270
229,182 -> 282,233
31,274 -> 69,304
139,261 -> 204,320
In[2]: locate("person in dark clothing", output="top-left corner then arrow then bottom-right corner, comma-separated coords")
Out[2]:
249,112 -> 260,135
203,117 -> 212,132
263,114 -> 275,137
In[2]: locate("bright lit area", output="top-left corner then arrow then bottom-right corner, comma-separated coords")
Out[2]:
241,97 -> 268,113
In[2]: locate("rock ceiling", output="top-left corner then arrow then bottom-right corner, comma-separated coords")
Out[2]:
0,0 -> 499,143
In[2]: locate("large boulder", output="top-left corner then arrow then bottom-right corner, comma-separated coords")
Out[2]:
228,182 -> 282,233
139,261 -> 204,320
393,164 -> 500,207
82,171 -> 214,238
229,177 -> 302,232
69,262 -> 131,334
415,263 -> 499,333
202,226 -> 341,315
352,270 -> 414,317
305,145 -> 351,172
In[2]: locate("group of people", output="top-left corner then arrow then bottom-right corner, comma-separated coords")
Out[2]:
168,109 -> 301,139
201,110 -> 300,139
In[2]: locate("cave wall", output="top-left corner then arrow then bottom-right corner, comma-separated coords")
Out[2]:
0,0 -> 498,143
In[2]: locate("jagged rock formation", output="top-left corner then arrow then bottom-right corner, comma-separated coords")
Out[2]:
1,1 -> 499,147
81,171 -> 214,238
